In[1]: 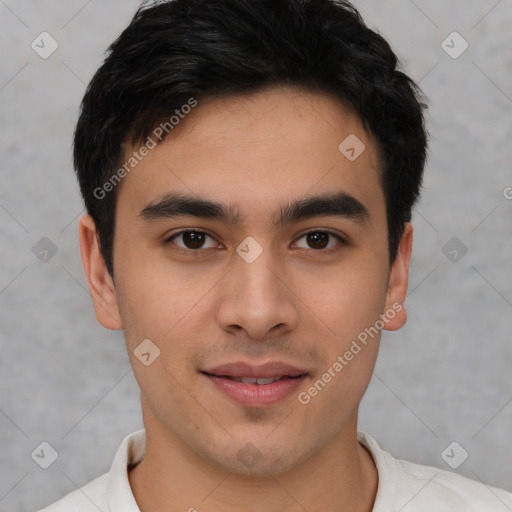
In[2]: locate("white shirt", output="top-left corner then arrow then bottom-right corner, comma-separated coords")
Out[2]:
37,429 -> 512,511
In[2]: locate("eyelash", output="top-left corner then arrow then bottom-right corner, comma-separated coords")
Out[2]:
163,229 -> 347,255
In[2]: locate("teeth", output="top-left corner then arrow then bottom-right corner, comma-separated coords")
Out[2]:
241,377 -> 259,384
256,377 -> 281,385
231,376 -> 284,385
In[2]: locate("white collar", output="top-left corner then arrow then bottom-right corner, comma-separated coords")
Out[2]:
107,428 -> 145,511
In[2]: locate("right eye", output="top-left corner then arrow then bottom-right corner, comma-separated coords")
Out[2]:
164,230 -> 220,251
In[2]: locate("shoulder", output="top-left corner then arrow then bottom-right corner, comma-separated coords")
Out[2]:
394,456 -> 512,511
36,472 -> 109,512
358,430 -> 512,511
35,429 -> 145,512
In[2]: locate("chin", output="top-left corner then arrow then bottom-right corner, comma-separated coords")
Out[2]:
200,435 -> 314,477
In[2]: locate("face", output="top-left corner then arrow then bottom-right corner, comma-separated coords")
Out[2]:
80,86 -> 412,476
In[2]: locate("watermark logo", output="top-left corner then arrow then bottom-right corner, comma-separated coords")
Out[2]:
93,98 -> 198,200
31,32 -> 59,59
32,237 -> 58,263
134,338 -> 161,366
442,236 -> 468,263
298,302 -> 403,405
237,442 -> 263,468
338,134 -> 366,161
31,441 -> 59,469
236,237 -> 263,263
441,441 -> 469,469
441,31 -> 469,59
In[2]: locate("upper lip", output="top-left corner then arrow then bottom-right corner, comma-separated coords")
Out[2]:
202,361 -> 308,378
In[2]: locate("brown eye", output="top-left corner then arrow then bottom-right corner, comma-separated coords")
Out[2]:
295,231 -> 344,251
168,230 -> 218,250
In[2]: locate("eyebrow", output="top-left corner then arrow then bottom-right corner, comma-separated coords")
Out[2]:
138,190 -> 370,228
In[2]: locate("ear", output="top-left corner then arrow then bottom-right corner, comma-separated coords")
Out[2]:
382,222 -> 413,331
78,214 -> 122,330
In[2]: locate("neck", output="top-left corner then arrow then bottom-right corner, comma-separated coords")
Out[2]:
129,403 -> 378,512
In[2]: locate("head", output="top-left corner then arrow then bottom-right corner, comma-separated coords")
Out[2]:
76,0 -> 427,476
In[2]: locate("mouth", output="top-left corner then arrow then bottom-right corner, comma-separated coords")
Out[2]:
203,374 -> 300,385
200,361 -> 309,407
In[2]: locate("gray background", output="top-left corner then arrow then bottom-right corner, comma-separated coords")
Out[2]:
1,1 -> 511,510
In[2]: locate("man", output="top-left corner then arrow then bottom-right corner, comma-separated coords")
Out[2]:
38,0 -> 512,510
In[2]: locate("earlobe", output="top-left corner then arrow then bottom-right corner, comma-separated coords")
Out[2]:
382,222 -> 413,332
78,214 -> 122,330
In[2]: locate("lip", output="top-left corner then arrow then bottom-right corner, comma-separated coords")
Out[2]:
201,361 -> 309,408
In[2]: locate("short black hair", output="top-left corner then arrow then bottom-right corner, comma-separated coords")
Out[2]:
73,0 -> 428,278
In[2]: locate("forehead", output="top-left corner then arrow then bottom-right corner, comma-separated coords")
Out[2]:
115,87 -> 384,224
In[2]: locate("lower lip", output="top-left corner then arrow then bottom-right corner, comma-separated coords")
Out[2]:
203,373 -> 307,408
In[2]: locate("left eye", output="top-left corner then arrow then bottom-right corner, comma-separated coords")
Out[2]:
294,231 -> 343,251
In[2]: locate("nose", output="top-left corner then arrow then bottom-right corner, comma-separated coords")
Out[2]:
216,244 -> 299,341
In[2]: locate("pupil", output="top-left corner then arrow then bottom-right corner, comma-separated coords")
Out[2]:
308,232 -> 328,249
184,231 -> 205,249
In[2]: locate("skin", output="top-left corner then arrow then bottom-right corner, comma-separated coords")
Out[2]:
79,86 -> 413,512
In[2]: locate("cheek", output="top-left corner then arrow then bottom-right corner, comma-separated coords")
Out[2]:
295,341 -> 378,445
115,259 -> 206,415
295,264 -> 386,419
292,255 -> 389,342
114,251 -> 220,391
114,243 -> 200,335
